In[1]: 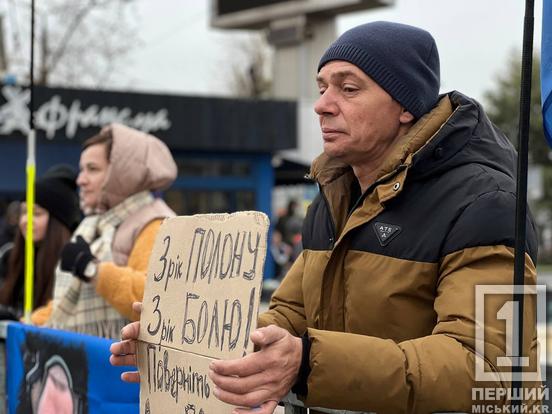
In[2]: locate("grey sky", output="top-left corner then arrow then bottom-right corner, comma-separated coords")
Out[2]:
123,0 -> 543,106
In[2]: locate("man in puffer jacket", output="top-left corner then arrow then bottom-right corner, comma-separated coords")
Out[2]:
111,22 -> 541,414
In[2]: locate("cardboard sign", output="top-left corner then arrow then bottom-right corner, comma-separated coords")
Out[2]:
138,212 -> 269,414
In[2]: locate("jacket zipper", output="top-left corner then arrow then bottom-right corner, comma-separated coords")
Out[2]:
316,165 -> 406,330
317,164 -> 407,249
318,184 -> 337,249
317,185 -> 336,330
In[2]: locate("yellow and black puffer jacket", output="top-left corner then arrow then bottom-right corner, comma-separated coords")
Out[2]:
258,91 -> 540,414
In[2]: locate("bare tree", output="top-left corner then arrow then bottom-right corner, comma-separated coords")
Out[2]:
3,0 -> 140,88
225,32 -> 273,99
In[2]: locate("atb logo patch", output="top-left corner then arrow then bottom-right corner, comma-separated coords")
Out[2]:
373,222 -> 401,246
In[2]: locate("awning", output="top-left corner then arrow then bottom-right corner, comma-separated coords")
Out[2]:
274,157 -> 311,185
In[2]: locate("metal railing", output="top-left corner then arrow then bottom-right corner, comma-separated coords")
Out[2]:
0,321 -> 7,414
280,393 -> 467,414
281,393 -> 370,414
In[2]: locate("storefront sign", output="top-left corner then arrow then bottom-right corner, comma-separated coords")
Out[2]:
0,86 -> 170,139
0,84 -> 296,151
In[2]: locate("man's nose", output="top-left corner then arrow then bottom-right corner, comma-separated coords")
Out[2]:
314,89 -> 338,116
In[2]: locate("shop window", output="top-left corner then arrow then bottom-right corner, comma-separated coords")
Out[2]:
175,158 -> 251,177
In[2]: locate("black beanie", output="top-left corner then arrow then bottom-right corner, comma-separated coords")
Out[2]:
35,165 -> 81,231
318,21 -> 440,119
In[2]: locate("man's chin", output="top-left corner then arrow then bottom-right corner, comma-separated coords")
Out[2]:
323,146 -> 346,160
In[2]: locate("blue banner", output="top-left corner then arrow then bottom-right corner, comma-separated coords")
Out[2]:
6,323 -> 139,414
542,0 -> 552,147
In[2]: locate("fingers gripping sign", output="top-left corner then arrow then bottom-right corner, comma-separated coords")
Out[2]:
109,302 -> 142,383
209,325 -> 303,413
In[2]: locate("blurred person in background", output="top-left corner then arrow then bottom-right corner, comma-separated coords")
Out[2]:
275,199 -> 303,246
33,123 -> 176,339
0,165 -> 80,320
270,229 -> 292,280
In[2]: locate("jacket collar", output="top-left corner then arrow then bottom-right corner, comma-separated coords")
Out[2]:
410,90 -> 515,180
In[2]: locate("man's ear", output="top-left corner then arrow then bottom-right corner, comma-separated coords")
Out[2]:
399,108 -> 415,124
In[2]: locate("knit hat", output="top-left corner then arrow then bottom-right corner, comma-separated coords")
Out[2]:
318,21 -> 440,119
35,165 -> 81,231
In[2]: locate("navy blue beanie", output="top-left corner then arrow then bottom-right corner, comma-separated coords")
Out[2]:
318,21 -> 440,119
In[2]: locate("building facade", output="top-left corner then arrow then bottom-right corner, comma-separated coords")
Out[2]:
0,84 -> 297,277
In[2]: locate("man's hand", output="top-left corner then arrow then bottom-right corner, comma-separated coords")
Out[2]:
209,325 -> 302,414
109,302 -> 142,382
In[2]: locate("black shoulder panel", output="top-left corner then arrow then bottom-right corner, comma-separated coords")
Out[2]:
301,163 -> 537,266
441,190 -> 538,263
348,163 -> 537,264
302,193 -> 335,251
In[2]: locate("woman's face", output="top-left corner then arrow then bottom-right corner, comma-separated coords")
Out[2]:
19,203 -> 49,242
76,143 -> 110,210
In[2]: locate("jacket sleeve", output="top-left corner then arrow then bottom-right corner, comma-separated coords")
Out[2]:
257,251 -> 307,337
30,300 -> 53,325
302,191 -> 540,414
95,219 -> 162,321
